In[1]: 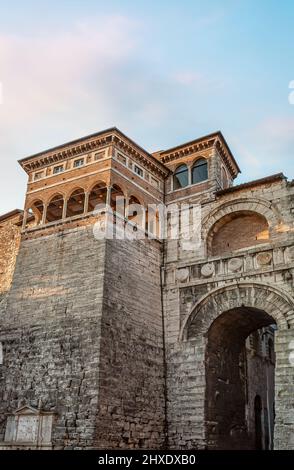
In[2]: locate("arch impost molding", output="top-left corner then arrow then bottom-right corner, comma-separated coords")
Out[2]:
179,281 -> 294,341
202,197 -> 282,238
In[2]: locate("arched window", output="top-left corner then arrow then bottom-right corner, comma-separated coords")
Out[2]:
46,194 -> 64,222
27,199 -> 44,227
111,185 -> 125,217
88,183 -> 107,212
173,164 -> 188,190
66,188 -> 85,218
145,207 -> 161,237
192,158 -> 208,184
127,195 -> 145,229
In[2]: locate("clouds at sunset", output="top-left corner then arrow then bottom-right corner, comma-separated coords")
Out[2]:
0,1 -> 293,213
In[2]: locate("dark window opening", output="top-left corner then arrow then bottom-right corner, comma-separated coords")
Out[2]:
192,158 -> 208,184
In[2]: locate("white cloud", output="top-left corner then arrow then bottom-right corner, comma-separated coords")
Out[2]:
231,115 -> 294,183
0,16 -> 138,127
0,15 -> 143,212
174,71 -> 204,86
173,70 -> 226,92
258,116 -> 294,140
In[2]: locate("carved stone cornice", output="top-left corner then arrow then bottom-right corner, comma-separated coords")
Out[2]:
157,131 -> 240,179
160,138 -> 215,163
112,135 -> 169,178
18,127 -> 170,179
214,138 -> 239,179
19,134 -> 112,173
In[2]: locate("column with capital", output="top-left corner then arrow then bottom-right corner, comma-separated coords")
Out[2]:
21,209 -> 28,231
84,192 -> 89,215
125,195 -> 129,220
62,198 -> 67,220
188,163 -> 192,186
106,185 -> 112,208
41,204 -> 47,225
142,207 -> 147,234
105,185 -> 113,239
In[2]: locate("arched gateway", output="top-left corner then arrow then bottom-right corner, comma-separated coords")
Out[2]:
180,283 -> 294,450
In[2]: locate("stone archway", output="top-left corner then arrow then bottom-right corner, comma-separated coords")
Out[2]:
201,198 -> 282,257
179,283 -> 294,450
205,306 -> 276,449
180,283 -> 292,338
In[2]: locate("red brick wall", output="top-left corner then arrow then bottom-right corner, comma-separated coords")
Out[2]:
211,212 -> 269,256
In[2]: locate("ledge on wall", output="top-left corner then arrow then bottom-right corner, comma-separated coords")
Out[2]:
216,173 -> 286,197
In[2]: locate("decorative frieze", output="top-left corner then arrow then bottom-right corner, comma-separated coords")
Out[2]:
173,244 -> 294,285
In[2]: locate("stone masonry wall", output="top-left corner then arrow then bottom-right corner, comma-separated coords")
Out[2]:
0,225 -> 106,448
163,179 -> 294,450
0,224 -> 166,449
95,238 -> 165,449
0,220 -> 21,294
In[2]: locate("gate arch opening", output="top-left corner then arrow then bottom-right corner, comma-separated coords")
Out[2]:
205,306 -> 276,450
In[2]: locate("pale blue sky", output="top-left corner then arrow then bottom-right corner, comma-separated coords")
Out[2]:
0,0 -> 294,213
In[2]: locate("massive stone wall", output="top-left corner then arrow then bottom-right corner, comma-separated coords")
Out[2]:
0,218 -> 21,294
0,225 -> 106,448
163,178 -> 294,450
0,224 -> 165,449
246,331 -> 275,450
95,238 -> 165,449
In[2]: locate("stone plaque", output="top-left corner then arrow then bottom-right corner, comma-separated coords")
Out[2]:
3,405 -> 54,448
16,415 -> 38,442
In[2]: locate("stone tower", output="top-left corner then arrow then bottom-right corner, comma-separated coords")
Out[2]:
0,128 -> 293,450
0,128 -> 168,449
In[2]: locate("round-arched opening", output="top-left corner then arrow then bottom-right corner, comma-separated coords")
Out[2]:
205,306 -> 276,450
208,210 -> 270,256
27,199 -> 44,227
127,195 -> 144,228
111,185 -> 125,217
46,194 -> 64,222
192,158 -> 208,184
146,207 -> 161,237
66,188 -> 85,218
88,183 -> 107,213
173,164 -> 188,190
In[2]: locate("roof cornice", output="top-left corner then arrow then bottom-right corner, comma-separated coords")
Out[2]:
0,209 -> 23,223
157,131 -> 241,179
18,127 -> 170,179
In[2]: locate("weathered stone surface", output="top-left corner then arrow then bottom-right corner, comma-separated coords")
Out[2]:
0,129 -> 293,450
0,227 -> 165,449
164,176 -> 294,450
0,213 -> 22,294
